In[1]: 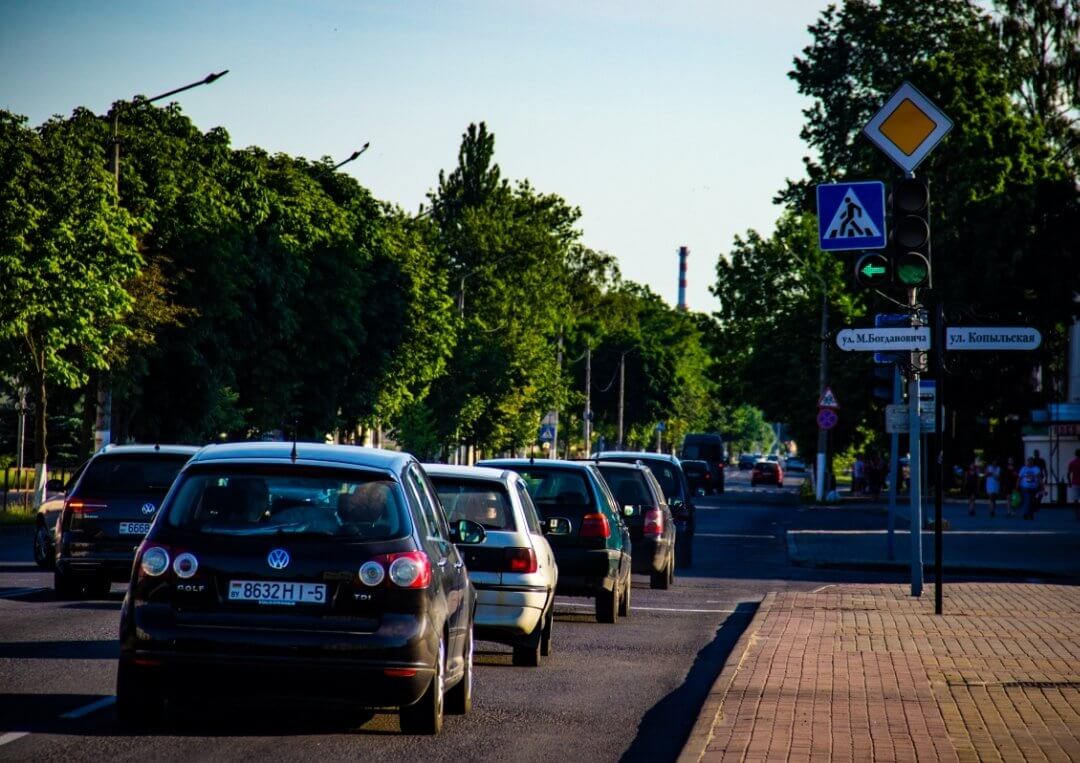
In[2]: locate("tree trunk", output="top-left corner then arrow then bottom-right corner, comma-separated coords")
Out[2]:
32,359 -> 48,509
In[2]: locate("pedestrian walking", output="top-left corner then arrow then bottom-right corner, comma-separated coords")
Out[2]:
984,459 -> 1001,517
1067,448 -> 1080,521
1018,457 -> 1043,520
964,461 -> 980,516
1001,456 -> 1018,517
852,455 -> 865,496
1032,449 -> 1049,514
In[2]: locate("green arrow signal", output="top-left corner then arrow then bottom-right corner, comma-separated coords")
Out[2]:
861,262 -> 886,278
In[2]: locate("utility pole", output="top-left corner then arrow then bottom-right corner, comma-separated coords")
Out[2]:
583,346 -> 592,455
617,353 -> 625,449
552,332 -> 563,456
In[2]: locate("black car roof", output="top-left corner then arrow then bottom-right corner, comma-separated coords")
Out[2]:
479,458 -> 596,472
595,451 -> 682,465
188,442 -> 413,473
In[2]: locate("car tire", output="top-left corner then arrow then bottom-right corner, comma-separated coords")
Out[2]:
595,584 -> 618,624
53,568 -> 84,600
92,576 -> 113,599
651,556 -> 671,590
116,660 -> 165,726
618,575 -> 631,617
540,607 -> 553,657
512,623 -> 542,667
445,629 -> 472,714
668,550 -> 676,585
33,521 -> 55,570
400,639 -> 444,735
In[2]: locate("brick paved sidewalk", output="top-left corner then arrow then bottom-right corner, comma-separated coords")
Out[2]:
680,584 -> 1080,762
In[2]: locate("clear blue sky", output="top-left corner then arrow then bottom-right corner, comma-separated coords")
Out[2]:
0,0 -> 827,312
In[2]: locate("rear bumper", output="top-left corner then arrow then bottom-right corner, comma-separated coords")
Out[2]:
551,547 -> 624,597
631,536 -> 670,574
121,606 -> 439,707
473,585 -> 550,643
57,554 -> 135,580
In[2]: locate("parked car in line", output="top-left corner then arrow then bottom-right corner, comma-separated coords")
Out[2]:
478,458 -> 632,624
679,433 -> 726,494
593,461 -> 676,589
425,464 -> 559,666
784,456 -> 808,473
751,460 -> 784,486
737,453 -> 758,471
53,444 -> 199,598
680,459 -> 714,496
117,442 -> 484,734
594,451 -> 696,567
34,475 -> 76,569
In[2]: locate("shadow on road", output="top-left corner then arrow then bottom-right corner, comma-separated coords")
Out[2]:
620,601 -> 759,763
0,639 -> 119,660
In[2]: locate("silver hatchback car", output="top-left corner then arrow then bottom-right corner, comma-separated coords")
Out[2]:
425,465 -> 559,666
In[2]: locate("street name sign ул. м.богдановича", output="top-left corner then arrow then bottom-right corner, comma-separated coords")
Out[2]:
816,181 -> 887,252
945,327 -> 1042,351
836,326 -> 931,352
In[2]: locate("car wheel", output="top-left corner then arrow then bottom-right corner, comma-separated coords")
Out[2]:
53,568 -> 84,600
651,557 -> 671,590
116,660 -> 165,726
33,521 -> 55,570
668,550 -> 676,585
595,583 -> 618,624
512,621 -> 542,667
445,628 -> 472,714
618,575 -> 631,617
400,639 -> 444,734
92,576 -> 113,599
540,607 -> 553,657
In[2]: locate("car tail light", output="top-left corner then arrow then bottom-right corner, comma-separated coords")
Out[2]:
65,498 -> 108,513
643,507 -> 664,537
384,668 -> 417,677
358,560 -> 385,587
387,551 -> 432,589
704,473 -> 711,480
172,552 -> 199,579
139,545 -> 170,577
504,547 -> 537,574
580,512 -> 611,539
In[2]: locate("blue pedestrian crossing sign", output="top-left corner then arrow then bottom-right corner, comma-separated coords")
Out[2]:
817,181 -> 887,252
538,424 -> 555,443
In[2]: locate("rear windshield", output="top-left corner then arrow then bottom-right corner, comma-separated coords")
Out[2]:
682,443 -> 722,462
597,467 -> 653,508
165,467 -> 409,539
509,468 -> 593,512
681,461 -> 707,475
606,458 -> 683,502
431,478 -> 516,531
78,454 -> 190,496
756,463 -> 778,473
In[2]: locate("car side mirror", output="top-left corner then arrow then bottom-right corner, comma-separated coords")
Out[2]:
45,479 -> 64,493
450,519 -> 486,545
670,498 -> 684,511
544,517 -> 571,536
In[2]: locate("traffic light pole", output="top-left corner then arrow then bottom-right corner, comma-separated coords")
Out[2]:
908,286 -> 924,597
933,300 -> 945,614
886,364 -> 901,560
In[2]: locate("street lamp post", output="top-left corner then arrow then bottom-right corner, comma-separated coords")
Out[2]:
94,70 -> 229,451
788,247 -> 830,502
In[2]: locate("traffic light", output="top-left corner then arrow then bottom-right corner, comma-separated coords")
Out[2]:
890,178 -> 931,288
855,252 -> 890,287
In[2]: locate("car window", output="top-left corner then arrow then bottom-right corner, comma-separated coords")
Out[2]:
641,461 -> 683,502
165,466 -> 409,539
515,480 -> 544,534
431,477 -> 516,531
597,467 -> 652,507
513,468 -> 594,508
78,454 -> 190,496
406,465 -> 446,539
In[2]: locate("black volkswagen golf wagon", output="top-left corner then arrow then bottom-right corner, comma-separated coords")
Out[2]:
118,442 -> 485,734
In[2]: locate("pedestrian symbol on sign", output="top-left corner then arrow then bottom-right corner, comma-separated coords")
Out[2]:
824,189 -> 883,240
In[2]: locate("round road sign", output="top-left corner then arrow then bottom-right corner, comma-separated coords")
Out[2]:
817,408 -> 839,430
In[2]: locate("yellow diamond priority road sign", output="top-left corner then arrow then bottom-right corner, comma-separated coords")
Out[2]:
863,82 -> 953,173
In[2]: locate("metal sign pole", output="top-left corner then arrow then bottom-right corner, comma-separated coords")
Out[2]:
908,286 -> 924,597
887,365 -> 901,559
934,300 -> 945,614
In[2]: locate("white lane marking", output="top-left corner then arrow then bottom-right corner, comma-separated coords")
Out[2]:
555,600 -> 737,614
0,587 -> 48,600
60,696 -> 115,719
696,533 -> 775,539
0,732 -> 29,747
789,529 -> 1076,536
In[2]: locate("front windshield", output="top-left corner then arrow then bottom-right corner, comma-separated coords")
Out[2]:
165,467 -> 409,539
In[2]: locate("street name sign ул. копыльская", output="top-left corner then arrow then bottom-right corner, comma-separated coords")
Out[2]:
836,326 -> 931,352
945,326 -> 1042,351
816,181 -> 887,252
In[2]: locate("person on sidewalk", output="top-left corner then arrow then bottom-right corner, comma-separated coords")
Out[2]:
985,458 -> 1001,517
1067,448 -> 1080,521
965,460 -> 980,516
852,455 -> 865,496
1001,456 -> 1018,517
1032,449 -> 1049,514
1018,457 -> 1043,519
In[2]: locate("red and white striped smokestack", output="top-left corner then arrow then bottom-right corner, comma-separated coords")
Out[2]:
677,246 -> 689,310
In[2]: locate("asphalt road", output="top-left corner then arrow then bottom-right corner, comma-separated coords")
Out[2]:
0,470 -> 896,762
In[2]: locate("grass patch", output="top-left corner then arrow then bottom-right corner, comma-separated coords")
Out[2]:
0,506 -> 37,526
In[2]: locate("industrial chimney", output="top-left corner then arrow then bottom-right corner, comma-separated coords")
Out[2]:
677,246 -> 689,311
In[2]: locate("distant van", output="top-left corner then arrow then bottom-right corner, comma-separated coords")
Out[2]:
680,433 -> 726,494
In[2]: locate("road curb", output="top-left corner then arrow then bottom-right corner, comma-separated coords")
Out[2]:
676,593 -> 772,763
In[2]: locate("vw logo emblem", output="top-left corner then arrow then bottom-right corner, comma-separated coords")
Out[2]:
267,549 -> 290,570
141,502 -> 156,515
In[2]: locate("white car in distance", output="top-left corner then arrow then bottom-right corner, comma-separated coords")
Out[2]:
424,465 -> 560,666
